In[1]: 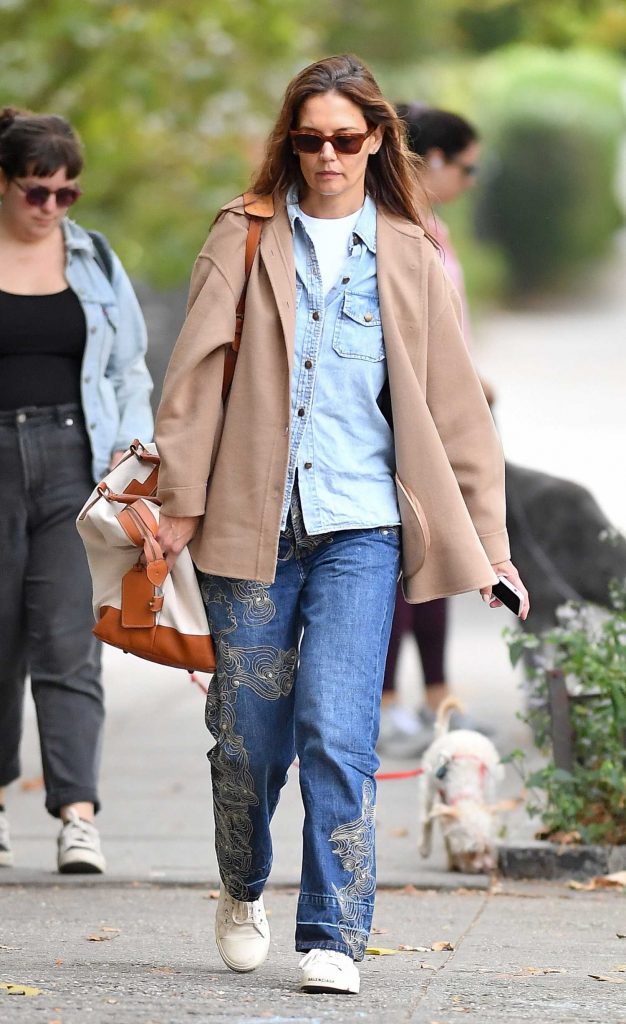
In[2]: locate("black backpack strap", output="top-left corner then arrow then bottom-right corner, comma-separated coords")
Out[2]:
88,229 -> 114,283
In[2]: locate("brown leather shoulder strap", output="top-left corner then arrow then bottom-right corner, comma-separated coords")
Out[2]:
221,193 -> 274,401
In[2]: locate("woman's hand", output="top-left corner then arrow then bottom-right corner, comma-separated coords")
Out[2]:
156,514 -> 201,570
480,560 -> 530,621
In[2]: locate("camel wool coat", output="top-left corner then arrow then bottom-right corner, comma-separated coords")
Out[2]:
155,194 -> 510,603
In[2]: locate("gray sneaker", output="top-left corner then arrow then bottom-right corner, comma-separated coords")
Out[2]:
0,809 -> 13,867
57,809 -> 106,874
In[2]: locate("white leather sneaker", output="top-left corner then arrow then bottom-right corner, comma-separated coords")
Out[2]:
299,949 -> 360,994
215,887 -> 270,973
0,809 -> 13,867
57,809 -> 105,874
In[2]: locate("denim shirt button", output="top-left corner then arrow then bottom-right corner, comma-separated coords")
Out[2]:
364,312 -> 373,322
304,359 -> 313,369
312,311 -> 320,321
83,375 -> 91,384
297,407 -> 305,417
90,325 -> 97,333
342,276 -> 350,284
304,462 -> 313,470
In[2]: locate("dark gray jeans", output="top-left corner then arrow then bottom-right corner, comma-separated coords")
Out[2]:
0,404 -> 103,817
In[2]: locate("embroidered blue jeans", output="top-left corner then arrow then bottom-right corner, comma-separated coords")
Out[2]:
197,513 -> 400,961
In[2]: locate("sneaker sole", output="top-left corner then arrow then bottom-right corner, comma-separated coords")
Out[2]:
58,852 -> 105,874
300,979 -> 360,995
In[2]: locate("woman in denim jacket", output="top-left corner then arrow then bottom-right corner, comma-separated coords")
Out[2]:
0,108 -> 152,874
156,56 -> 529,995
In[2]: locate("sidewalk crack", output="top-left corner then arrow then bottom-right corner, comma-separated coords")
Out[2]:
403,890 -> 490,1023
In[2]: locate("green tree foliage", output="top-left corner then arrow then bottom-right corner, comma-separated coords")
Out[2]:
0,0 -> 317,285
322,0 -> 626,59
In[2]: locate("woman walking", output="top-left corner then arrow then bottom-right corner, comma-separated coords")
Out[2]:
0,108 -> 152,873
155,56 -> 528,993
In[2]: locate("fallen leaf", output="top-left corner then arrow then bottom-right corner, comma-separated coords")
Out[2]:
54,959 -> 63,967
589,974 -> 625,984
420,963 -> 437,970
151,966 -> 178,975
613,964 -> 626,972
569,872 -> 626,891
617,933 -> 626,940
86,934 -> 116,942
100,927 -> 120,934
106,999 -> 118,1004
400,884 -> 420,896
0,982 -> 42,996
20,775 -> 44,792
365,947 -> 398,956
204,890 -> 220,900
389,827 -> 409,838
398,944 -> 430,952
370,927 -> 389,935
0,946 -> 20,952
523,966 -> 566,975
432,941 -> 454,952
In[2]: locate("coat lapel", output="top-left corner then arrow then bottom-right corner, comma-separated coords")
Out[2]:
260,204 -> 296,375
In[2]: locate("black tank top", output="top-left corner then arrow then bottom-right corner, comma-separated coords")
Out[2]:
0,287 -> 87,410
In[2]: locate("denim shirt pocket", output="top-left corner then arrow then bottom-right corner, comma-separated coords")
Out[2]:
332,292 -> 385,362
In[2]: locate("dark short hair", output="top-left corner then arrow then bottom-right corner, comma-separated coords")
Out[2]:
0,107 -> 83,179
396,104 -> 478,159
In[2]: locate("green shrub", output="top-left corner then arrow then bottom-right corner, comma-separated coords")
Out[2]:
506,575 -> 626,845
471,46 -> 625,293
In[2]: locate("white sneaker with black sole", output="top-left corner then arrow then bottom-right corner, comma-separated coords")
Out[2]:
299,949 -> 360,994
57,809 -> 106,874
0,809 -> 13,867
215,887 -> 270,972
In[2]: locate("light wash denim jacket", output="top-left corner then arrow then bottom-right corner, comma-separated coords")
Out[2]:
281,191 -> 400,533
62,218 -> 153,481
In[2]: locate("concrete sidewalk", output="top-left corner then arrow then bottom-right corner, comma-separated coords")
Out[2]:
2,883 -> 625,1023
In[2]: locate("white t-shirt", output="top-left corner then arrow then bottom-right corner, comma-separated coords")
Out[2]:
299,207 -> 363,297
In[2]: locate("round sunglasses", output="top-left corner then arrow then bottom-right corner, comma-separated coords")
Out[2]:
290,127 -> 375,155
13,179 -> 82,209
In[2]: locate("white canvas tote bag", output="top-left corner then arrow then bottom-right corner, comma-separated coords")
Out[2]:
77,440 -> 215,672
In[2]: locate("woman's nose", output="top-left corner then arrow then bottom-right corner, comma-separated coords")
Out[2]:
320,141 -> 336,160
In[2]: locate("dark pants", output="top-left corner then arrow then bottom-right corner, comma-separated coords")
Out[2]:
382,585 -> 447,692
0,404 -> 103,817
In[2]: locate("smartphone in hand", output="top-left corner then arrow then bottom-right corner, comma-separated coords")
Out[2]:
491,575 -> 524,617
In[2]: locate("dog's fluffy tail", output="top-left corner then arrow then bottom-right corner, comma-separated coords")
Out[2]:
435,696 -> 465,738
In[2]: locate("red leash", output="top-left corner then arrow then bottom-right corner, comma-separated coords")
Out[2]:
375,767 -> 424,780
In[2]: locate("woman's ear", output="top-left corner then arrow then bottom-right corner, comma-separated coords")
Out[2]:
0,170 -> 8,198
426,147 -> 445,170
370,125 -> 384,155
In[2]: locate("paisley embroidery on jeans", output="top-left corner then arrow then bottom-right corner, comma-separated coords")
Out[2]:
230,580 -> 276,626
330,778 -> 376,961
202,578 -> 296,900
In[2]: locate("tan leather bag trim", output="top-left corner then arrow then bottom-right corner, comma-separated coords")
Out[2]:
121,566 -> 156,628
94,606 -> 216,672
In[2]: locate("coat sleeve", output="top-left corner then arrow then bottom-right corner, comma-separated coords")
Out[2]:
105,250 -> 154,451
155,211 -> 248,517
425,254 -> 510,565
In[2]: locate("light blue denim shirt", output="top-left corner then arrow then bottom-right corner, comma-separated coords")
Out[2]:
62,218 -> 153,481
281,190 -> 400,533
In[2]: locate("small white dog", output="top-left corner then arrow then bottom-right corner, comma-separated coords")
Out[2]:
417,697 -> 504,873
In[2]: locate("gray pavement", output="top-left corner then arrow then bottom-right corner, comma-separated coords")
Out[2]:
2,884 -> 626,1023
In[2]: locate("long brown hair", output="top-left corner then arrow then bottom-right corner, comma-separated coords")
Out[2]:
251,55 -> 429,228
